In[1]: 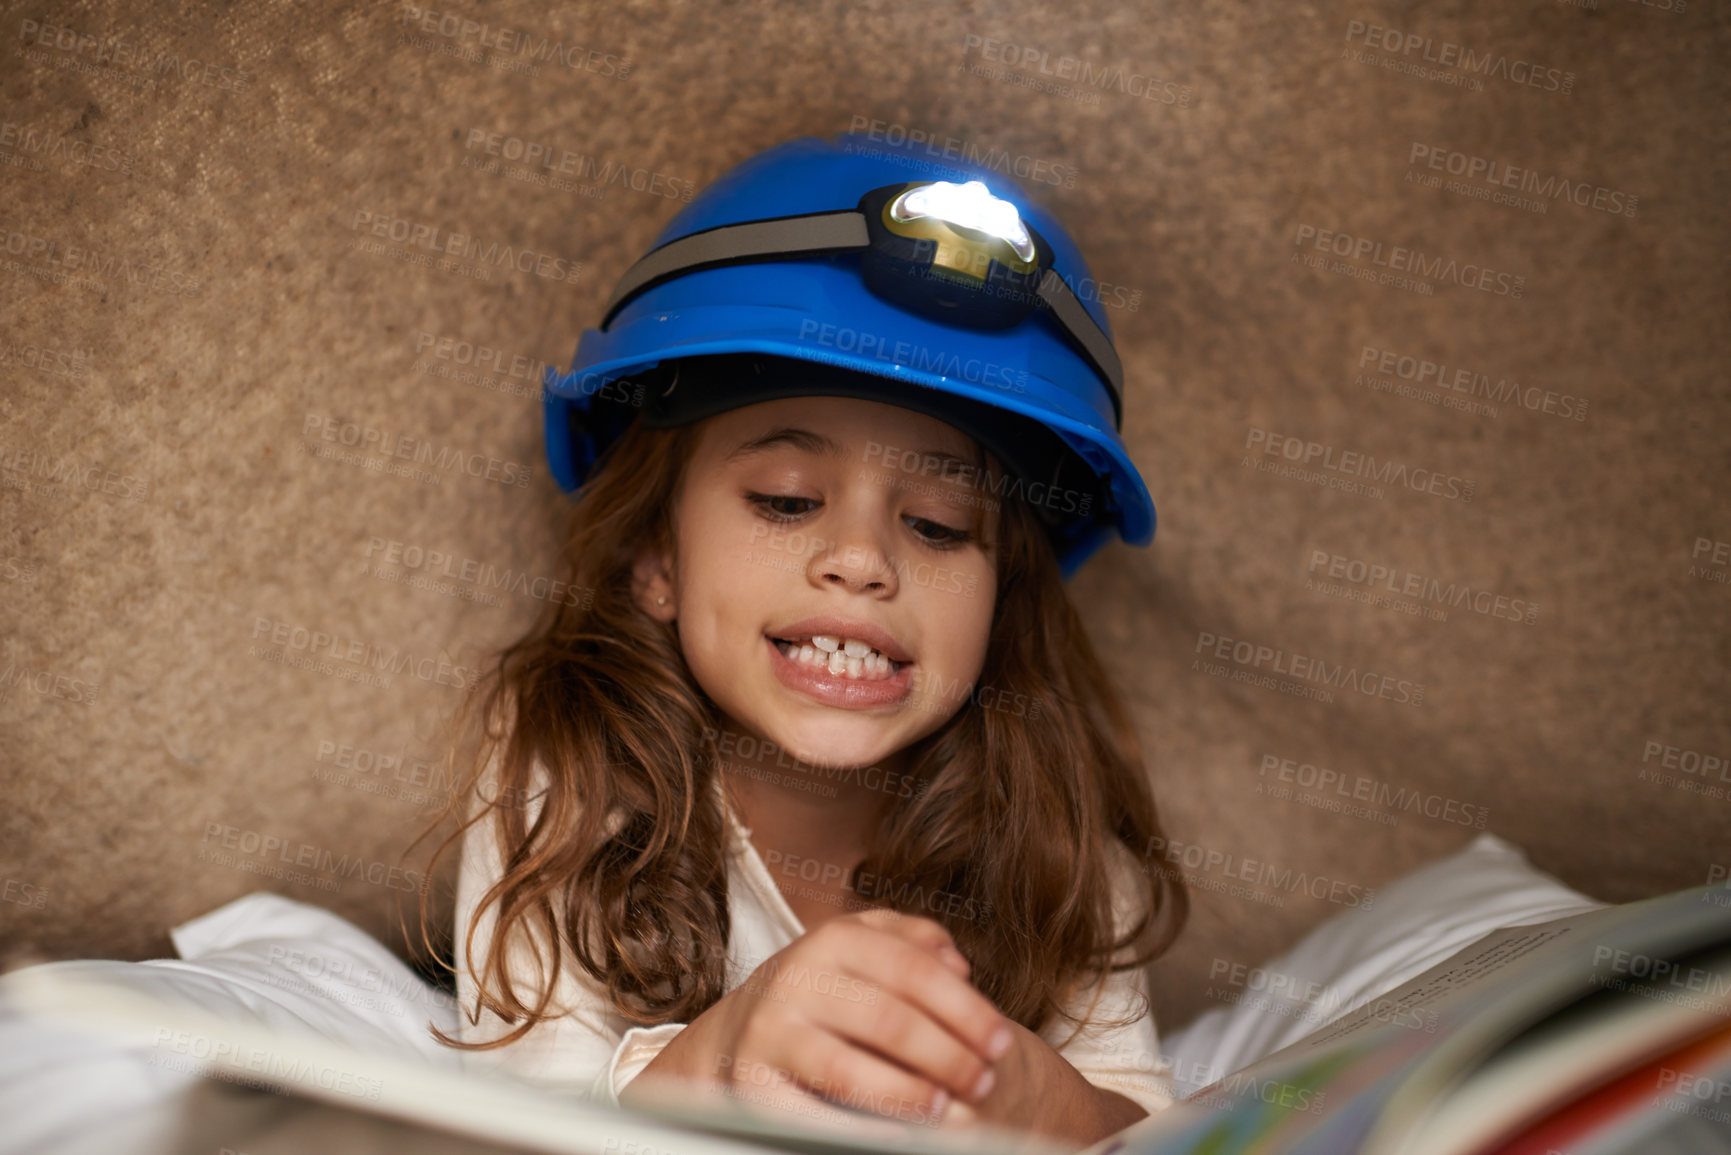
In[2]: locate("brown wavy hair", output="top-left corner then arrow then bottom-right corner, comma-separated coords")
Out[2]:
412,404 -> 1189,1054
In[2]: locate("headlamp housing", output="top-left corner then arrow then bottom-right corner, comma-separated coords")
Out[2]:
858,181 -> 1053,331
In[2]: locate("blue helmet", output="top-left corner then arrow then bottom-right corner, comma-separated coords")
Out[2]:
543,131 -> 1155,578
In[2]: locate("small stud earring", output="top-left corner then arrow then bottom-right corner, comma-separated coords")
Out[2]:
657,595 -> 668,605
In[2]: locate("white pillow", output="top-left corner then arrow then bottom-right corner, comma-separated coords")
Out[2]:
1157,832 -> 1607,1097
164,889 -> 463,1064
0,892 -> 465,1155
0,835 -> 1605,1151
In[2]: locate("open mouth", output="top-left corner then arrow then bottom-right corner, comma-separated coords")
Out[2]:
768,634 -> 910,681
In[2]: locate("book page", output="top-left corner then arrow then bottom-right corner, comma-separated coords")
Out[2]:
1086,885 -> 1731,1155
0,964 -> 1068,1155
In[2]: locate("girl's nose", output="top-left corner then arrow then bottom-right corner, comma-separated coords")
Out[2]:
812,538 -> 897,595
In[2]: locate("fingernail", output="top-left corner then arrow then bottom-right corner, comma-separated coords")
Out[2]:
989,1024 -> 1013,1060
931,1087 -> 950,1120
971,1068 -> 995,1101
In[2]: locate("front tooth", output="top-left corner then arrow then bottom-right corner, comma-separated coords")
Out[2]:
827,649 -> 846,675
812,635 -> 840,653
845,655 -> 864,677
843,639 -> 872,658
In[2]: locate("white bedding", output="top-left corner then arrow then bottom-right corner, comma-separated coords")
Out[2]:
0,833 -> 1604,1153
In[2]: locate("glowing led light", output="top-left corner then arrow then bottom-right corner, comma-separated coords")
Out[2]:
891,180 -> 1035,263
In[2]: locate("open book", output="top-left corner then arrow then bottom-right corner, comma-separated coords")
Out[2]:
6,882 -> 1730,1155
1089,881 -> 1731,1155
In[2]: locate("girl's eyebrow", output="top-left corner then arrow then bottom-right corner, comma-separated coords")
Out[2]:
725,426 -> 842,463
725,426 -> 974,475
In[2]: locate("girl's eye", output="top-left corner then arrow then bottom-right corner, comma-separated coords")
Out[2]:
904,516 -> 973,548
748,493 -> 818,521
746,493 -> 973,548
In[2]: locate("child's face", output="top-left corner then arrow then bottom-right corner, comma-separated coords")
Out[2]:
641,394 -> 999,776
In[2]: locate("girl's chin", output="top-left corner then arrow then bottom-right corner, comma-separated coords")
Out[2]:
723,717 -> 906,775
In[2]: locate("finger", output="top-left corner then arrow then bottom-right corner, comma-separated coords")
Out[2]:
849,908 -> 976,984
853,907 -> 968,972
735,1073 -> 941,1143
834,921 -> 1013,1067
818,984 -> 999,1106
721,1061 -> 863,1131
938,1096 -> 983,1130
782,1018 -> 952,1127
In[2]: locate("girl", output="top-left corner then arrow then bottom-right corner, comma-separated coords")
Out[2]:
416,133 -> 1189,1150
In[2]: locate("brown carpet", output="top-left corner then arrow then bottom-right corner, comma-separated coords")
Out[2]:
1,0 -> 1726,1045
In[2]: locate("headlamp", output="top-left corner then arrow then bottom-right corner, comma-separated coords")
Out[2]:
596,178 -> 1124,427
858,181 -> 1050,332
888,180 -> 1037,265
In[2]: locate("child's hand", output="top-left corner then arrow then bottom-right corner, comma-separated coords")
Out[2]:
631,907 -> 1012,1127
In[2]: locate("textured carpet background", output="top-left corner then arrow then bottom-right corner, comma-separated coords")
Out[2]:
1,0 -> 1726,1046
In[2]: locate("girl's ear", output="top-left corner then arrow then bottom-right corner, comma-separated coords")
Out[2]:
632,543 -> 677,622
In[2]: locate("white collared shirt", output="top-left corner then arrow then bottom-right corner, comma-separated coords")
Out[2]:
454,763 -> 1177,1118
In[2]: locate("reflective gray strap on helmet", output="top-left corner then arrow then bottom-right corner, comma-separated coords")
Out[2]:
601,209 -> 1124,427
1037,269 -> 1124,422
602,211 -> 871,325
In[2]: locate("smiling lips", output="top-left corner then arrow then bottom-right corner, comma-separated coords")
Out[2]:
770,635 -> 901,680
764,637 -> 915,709
764,616 -> 916,707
